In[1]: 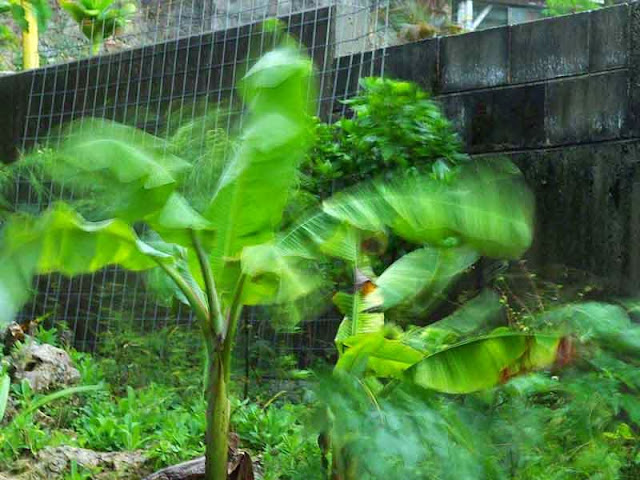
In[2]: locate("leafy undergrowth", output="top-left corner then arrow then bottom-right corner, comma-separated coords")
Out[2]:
2,315 -> 640,480
0,324 -> 324,480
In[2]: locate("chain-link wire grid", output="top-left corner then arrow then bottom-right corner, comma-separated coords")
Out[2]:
3,0 -> 399,391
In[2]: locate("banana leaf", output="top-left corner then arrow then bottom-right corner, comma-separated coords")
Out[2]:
405,331 -> 560,394
0,204 -> 172,326
204,47 -> 314,304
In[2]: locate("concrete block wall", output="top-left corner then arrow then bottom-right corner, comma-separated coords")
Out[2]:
336,4 -> 632,152
335,4 -> 640,292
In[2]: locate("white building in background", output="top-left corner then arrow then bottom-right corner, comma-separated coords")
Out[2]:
454,0 -> 607,31
454,0 -> 545,30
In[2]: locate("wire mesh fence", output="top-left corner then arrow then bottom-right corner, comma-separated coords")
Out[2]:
2,1 -> 399,386
2,0 -> 396,70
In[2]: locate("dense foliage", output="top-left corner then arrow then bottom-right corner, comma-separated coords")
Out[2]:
301,77 -> 466,199
543,0 -> 603,16
1,310 -> 638,480
0,325 -> 323,479
318,346 -> 640,479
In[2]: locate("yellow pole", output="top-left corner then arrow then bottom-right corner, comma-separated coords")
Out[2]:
21,0 -> 39,69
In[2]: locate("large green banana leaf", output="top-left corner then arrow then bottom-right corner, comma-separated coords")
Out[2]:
404,332 -> 560,394
281,158 -> 533,262
335,313 -> 385,354
334,328 -> 561,393
427,289 -> 504,335
48,119 -> 190,221
240,242 -> 323,305
205,47 -> 314,304
336,332 -> 424,378
278,211 -> 361,262
381,159 -> 534,258
332,287 -> 385,353
369,246 -> 479,312
322,184 -> 388,234
0,204 -> 172,326
145,192 -> 214,249
398,290 -> 504,354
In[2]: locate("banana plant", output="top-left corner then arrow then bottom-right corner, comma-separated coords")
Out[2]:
0,45 -> 317,480
0,0 -> 51,68
275,158 -> 575,479
281,157 -> 640,479
279,157 -> 562,387
59,0 -> 135,55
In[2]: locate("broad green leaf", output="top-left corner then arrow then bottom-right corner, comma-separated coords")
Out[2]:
447,159 -> 534,258
204,47 -> 314,304
381,159 -> 534,258
284,159 -> 533,265
323,185 -> 387,234
525,334 -> 562,369
279,211 -> 359,261
334,317 -> 353,354
333,292 -> 354,316
350,312 -> 384,337
377,179 -> 453,247
401,325 -> 459,354
47,119 -> 190,221
0,204 -> 172,326
148,193 -> 211,232
240,242 -> 322,305
334,289 -> 385,354
337,333 -> 425,378
146,193 -> 214,248
405,332 -> 560,394
368,246 -> 479,311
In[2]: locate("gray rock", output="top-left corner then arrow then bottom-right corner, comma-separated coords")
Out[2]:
11,344 -> 80,393
35,446 -> 149,479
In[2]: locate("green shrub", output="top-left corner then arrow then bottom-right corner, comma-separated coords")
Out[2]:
543,0 -> 602,16
231,397 -> 323,480
301,77 -> 466,200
